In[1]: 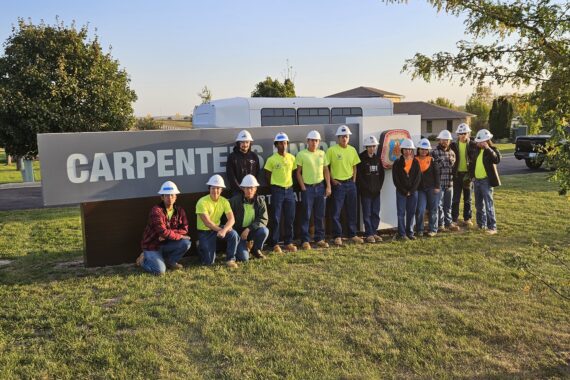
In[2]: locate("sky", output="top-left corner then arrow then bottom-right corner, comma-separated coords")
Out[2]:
1,0 -> 504,116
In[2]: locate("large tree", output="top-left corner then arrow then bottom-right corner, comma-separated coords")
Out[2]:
385,0 -> 570,195
251,77 -> 296,97
0,19 -> 137,159
489,96 -> 514,140
465,85 -> 493,131
428,97 -> 457,109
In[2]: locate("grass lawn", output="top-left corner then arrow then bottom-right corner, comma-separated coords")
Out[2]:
0,149 -> 42,184
495,143 -> 515,154
0,173 -> 568,378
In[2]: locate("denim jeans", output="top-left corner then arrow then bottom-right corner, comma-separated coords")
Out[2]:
332,181 -> 358,238
142,239 -> 191,275
474,178 -> 497,230
236,226 -> 269,260
270,186 -> 296,245
198,229 -> 239,265
300,183 -> 326,243
396,191 -> 418,237
452,172 -> 472,222
361,194 -> 381,237
416,188 -> 438,233
438,187 -> 453,227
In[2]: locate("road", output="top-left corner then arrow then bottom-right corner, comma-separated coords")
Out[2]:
0,155 -> 547,211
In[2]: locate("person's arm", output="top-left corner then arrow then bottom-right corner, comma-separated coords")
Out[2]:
488,145 -> 501,164
324,166 -> 331,197
352,165 -> 357,182
219,211 -> 235,238
149,207 -> 185,241
433,159 -> 441,192
226,153 -> 240,192
173,208 -> 190,238
264,169 -> 272,187
199,213 -> 222,232
296,165 -> 306,191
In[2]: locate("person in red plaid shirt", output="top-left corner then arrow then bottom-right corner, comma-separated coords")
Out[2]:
136,181 -> 191,275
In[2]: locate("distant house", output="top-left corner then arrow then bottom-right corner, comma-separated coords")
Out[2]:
326,86 -> 404,103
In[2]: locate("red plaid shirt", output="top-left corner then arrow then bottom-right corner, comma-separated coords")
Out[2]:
141,203 -> 189,251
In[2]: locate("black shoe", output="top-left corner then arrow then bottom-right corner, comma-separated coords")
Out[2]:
407,235 -> 416,240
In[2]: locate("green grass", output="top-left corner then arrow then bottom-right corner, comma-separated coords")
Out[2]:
0,149 -> 42,184
495,143 -> 515,154
0,173 -> 568,378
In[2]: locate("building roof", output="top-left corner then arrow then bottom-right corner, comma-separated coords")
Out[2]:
394,101 -> 475,120
326,86 -> 404,98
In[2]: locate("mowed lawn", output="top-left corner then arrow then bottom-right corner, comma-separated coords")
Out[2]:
0,173 -> 568,379
0,149 -> 42,184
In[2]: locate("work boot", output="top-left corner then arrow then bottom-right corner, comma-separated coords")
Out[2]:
226,260 -> 238,268
485,229 -> 497,235
393,234 -> 409,241
334,237 -> 343,246
301,242 -> 312,250
439,226 -> 447,232
246,240 -> 254,252
373,234 -> 383,242
427,232 -> 437,237
273,245 -> 283,253
365,236 -> 376,243
407,235 -> 416,240
463,219 -> 474,228
350,236 -> 364,244
416,231 -> 424,237
253,250 -> 266,259
285,243 -> 298,253
135,252 -> 144,266
449,223 -> 460,232
316,240 -> 329,248
166,262 -> 183,270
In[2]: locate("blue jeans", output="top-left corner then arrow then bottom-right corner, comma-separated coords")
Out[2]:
270,186 -> 296,245
452,172 -> 472,222
332,181 -> 358,238
236,226 -> 269,259
198,229 -> 239,265
300,183 -> 326,243
142,239 -> 191,275
361,194 -> 380,237
474,178 -> 497,230
416,188 -> 439,233
396,191 -> 418,237
438,187 -> 453,227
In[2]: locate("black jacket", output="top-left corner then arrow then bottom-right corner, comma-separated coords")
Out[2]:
392,156 -> 422,195
450,140 -> 478,175
226,144 -> 260,195
357,151 -> 385,197
229,193 -> 268,235
416,156 -> 440,190
468,146 -> 501,187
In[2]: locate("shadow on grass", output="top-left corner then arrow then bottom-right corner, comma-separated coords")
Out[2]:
464,361 -> 570,379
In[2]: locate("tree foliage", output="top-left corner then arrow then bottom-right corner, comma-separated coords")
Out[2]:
251,76 -> 296,97
135,115 -> 162,131
198,85 -> 212,104
510,94 -> 542,135
0,19 -> 137,158
489,96 -> 513,140
465,86 -> 493,131
428,97 -> 457,109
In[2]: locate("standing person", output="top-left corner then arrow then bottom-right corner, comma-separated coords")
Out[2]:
264,132 -> 298,253
450,123 -> 477,227
137,181 -> 191,275
296,130 -> 331,250
326,125 -> 363,246
229,174 -> 269,260
195,174 -> 241,268
469,129 -> 501,234
431,130 -> 459,232
392,139 -> 421,240
415,139 -> 440,237
357,135 -> 385,243
226,129 -> 260,196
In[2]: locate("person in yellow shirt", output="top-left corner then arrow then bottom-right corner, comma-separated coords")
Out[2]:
326,125 -> 363,246
450,123 -> 477,227
264,132 -> 298,253
195,174 -> 240,268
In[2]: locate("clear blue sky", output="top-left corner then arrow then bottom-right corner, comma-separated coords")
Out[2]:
1,0 -> 491,116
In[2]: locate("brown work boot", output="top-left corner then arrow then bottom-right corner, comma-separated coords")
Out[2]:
253,250 -> 266,259
373,234 -> 383,242
285,243 -> 297,252
463,219 -> 474,228
135,252 -> 144,266
246,240 -> 254,252
449,223 -> 460,232
273,245 -> 283,253
485,229 -> 497,235
365,236 -> 376,243
316,240 -> 329,248
333,237 -> 343,246
350,236 -> 364,244
226,260 -> 238,268
166,262 -> 183,270
301,242 -> 312,250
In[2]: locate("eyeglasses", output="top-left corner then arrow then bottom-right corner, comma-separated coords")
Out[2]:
457,133 -> 467,135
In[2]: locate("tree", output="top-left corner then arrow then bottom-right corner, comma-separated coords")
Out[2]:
428,97 -> 457,109
0,19 -> 137,159
135,115 -> 162,131
489,96 -> 513,140
198,85 -> 212,104
510,94 -> 542,135
251,76 -> 296,97
465,86 -> 493,131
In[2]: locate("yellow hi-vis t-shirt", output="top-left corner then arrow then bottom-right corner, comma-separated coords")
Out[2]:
195,195 -> 232,231
295,149 -> 329,185
458,141 -> 468,172
475,150 -> 487,179
242,203 -> 254,228
264,152 -> 297,187
326,144 -> 361,180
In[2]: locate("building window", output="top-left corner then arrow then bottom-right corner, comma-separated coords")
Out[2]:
426,120 -> 433,133
261,108 -> 296,126
297,108 -> 330,125
331,107 -> 363,124
447,120 -> 453,132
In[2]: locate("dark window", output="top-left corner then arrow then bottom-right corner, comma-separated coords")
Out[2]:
447,120 -> 453,132
331,107 -> 363,124
298,108 -> 330,125
261,108 -> 296,126
427,120 -> 433,133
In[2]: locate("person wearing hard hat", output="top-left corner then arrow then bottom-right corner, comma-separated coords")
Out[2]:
137,181 -> 191,275
469,129 -> 501,234
415,138 -> 440,237
226,129 -> 260,196
326,125 -> 363,246
229,174 -> 269,259
431,130 -> 459,232
264,132 -> 298,253
450,123 -> 477,228
195,174 -> 241,268
357,135 -> 385,243
392,138 -> 421,240
295,130 -> 331,250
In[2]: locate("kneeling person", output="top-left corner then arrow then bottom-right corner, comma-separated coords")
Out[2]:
229,175 -> 269,259
196,175 -> 240,268
137,181 -> 191,275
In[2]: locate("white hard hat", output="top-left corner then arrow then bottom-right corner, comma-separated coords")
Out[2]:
363,135 -> 379,146
400,138 -> 416,150
306,130 -> 321,140
158,180 -> 180,195
456,123 -> 472,134
417,138 -> 432,150
474,129 -> 493,142
336,125 -> 352,136
206,174 -> 226,188
274,132 -> 289,142
239,174 -> 260,188
437,130 -> 453,140
236,129 -> 253,142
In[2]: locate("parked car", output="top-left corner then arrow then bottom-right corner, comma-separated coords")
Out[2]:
514,126 -> 570,169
